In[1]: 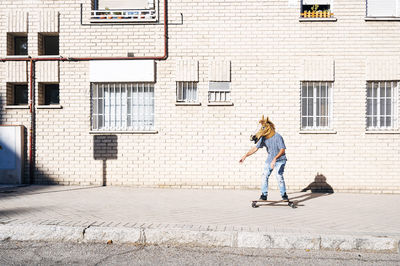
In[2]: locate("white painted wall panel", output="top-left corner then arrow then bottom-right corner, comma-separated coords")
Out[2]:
0,126 -> 24,184
39,10 -> 59,32
99,0 -> 148,9
367,0 -> 399,17
302,58 -> 335,81
208,60 -> 231,81
7,11 -> 28,32
303,0 -> 331,5
175,60 -> 198,82
90,60 -> 155,82
6,61 -> 28,82
36,61 -> 59,82
366,57 -> 400,80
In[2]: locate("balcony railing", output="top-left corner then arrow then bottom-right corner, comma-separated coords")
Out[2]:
301,10 -> 334,18
91,9 -> 157,22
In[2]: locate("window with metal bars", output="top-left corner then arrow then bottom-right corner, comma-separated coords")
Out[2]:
91,82 -> 154,131
366,81 -> 398,130
176,81 -> 197,103
301,81 -> 333,130
208,81 -> 231,103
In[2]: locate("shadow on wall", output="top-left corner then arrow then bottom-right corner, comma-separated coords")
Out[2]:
301,173 -> 334,193
93,135 -> 118,186
288,173 -> 334,205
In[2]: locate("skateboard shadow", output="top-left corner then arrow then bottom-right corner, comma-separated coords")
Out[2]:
288,173 -> 334,206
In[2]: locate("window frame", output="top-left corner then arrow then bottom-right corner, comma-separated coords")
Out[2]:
7,33 -> 28,56
38,33 -> 59,56
13,84 -> 29,105
366,81 -> 399,131
176,81 -> 198,103
300,0 -> 335,19
91,82 -> 155,132
366,0 -> 400,18
208,81 -> 231,103
300,81 -> 333,130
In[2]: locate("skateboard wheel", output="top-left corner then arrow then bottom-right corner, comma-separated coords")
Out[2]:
251,202 -> 257,208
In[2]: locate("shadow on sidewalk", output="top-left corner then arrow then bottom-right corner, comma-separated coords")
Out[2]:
0,185 -> 103,199
288,173 -> 334,206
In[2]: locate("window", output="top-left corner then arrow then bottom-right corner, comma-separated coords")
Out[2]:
301,81 -> 333,129
91,82 -> 154,131
367,0 -> 400,17
208,82 -> 231,103
7,33 -> 28,56
7,84 -> 28,105
91,0 -> 157,22
366,81 -> 398,130
176,81 -> 197,103
39,34 -> 59,56
301,1 -> 334,18
39,84 -> 59,105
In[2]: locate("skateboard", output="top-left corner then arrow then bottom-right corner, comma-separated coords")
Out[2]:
251,199 -> 296,208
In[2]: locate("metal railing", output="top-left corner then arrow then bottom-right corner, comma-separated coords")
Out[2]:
91,9 -> 157,22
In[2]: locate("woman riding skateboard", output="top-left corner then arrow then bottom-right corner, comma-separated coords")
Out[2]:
239,116 -> 289,201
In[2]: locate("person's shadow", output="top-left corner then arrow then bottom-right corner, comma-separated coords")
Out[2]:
289,173 -> 334,205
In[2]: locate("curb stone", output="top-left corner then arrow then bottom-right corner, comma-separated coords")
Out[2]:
0,224 -> 398,253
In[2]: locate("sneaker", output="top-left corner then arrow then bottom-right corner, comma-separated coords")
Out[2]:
282,193 -> 289,201
259,194 -> 267,200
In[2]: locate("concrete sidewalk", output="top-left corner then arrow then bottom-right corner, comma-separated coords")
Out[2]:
0,185 -> 399,253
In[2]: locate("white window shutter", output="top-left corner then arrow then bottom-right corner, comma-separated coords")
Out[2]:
367,0 -> 397,17
302,0 -> 331,5
208,60 -> 231,82
176,60 -> 199,82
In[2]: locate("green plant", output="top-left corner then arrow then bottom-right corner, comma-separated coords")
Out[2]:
311,4 -> 319,11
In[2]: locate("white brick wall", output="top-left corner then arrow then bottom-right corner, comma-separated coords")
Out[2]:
0,0 -> 400,193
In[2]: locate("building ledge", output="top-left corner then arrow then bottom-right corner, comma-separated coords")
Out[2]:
207,102 -> 234,106
37,105 -> 63,109
36,55 -> 62,59
365,130 -> 400,134
299,18 -> 337,22
89,130 -> 158,134
4,55 -> 30,59
175,102 -> 201,106
365,17 -> 400,21
5,105 -> 29,109
299,130 -> 337,134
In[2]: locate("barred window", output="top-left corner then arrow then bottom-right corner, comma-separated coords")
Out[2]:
208,81 -> 231,102
176,81 -> 197,103
91,83 -> 154,131
366,81 -> 398,130
301,81 -> 333,129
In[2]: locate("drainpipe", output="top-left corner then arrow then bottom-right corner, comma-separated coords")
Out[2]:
29,59 -> 35,183
0,0 -> 168,183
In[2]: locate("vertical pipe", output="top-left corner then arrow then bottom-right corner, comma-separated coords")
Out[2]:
29,59 -> 35,183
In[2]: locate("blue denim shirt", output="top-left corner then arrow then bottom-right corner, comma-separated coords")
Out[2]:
256,133 -> 287,164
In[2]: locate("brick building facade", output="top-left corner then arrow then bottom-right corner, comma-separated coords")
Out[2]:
0,0 -> 399,193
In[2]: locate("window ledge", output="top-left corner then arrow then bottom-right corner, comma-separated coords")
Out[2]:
299,130 -> 337,134
36,55 -> 62,59
365,17 -> 400,21
5,105 -> 29,109
37,105 -> 63,109
175,102 -> 201,106
365,130 -> 400,134
299,18 -> 337,22
207,102 -> 234,106
89,130 -> 158,134
5,55 -> 30,59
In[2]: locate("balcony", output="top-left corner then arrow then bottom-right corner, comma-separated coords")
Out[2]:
91,9 -> 157,22
301,10 -> 334,18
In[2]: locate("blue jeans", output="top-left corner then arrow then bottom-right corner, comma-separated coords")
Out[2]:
261,160 -> 287,197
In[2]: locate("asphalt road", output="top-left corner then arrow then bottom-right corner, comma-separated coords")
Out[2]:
0,240 -> 399,266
